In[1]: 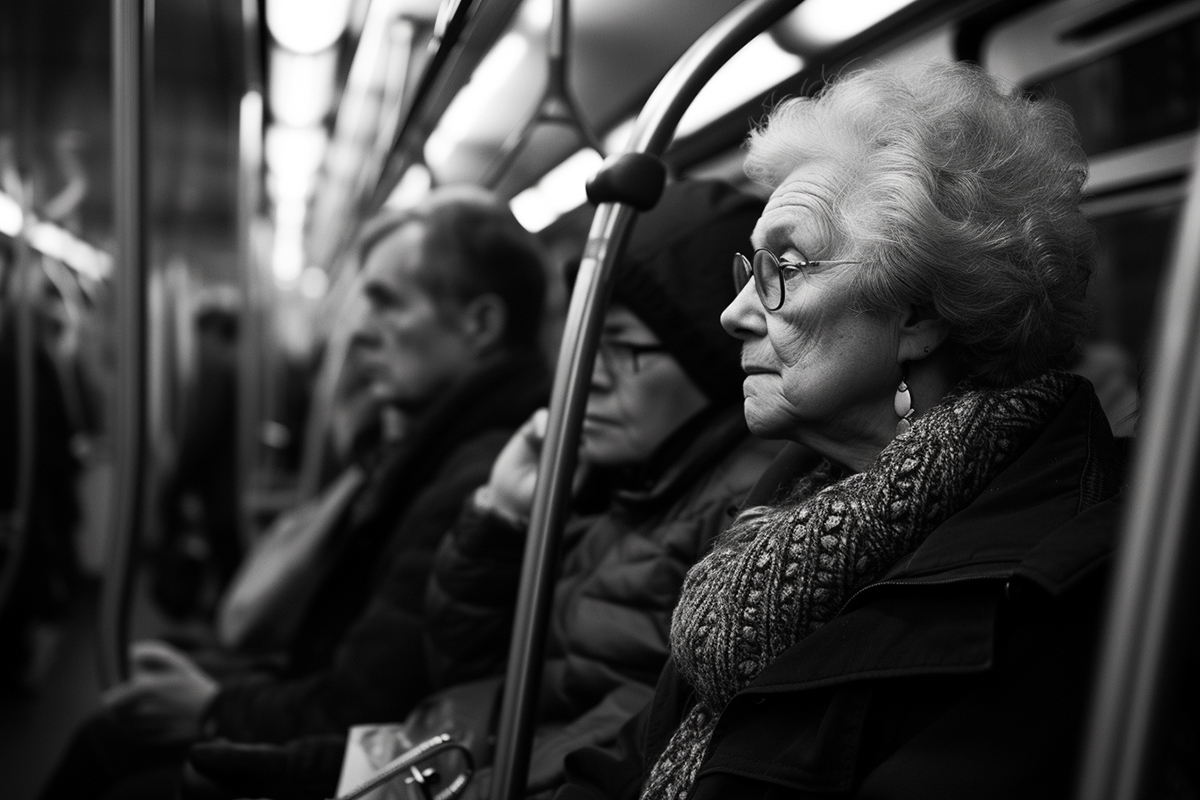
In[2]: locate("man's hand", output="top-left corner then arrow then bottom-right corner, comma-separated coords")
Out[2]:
102,640 -> 219,744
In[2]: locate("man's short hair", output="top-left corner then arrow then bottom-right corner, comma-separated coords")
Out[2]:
357,186 -> 548,348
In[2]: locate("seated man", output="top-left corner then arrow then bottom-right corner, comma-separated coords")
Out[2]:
37,186 -> 552,800
183,180 -> 785,800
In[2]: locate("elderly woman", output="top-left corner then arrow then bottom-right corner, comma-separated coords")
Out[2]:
556,61 -> 1122,800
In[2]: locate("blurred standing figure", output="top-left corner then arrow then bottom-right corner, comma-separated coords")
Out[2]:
153,298 -> 241,619
37,186 -> 551,800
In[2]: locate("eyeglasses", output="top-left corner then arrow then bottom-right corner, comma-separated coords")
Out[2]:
732,249 -> 864,311
596,339 -> 668,374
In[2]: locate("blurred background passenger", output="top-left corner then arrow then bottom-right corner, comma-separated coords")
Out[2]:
558,62 -> 1124,800
180,179 -> 782,800
35,185 -> 551,800
152,295 -> 241,620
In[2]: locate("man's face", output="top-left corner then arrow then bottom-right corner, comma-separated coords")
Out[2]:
351,222 -> 479,411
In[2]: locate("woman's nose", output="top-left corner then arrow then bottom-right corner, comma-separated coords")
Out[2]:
720,280 -> 766,340
589,347 -> 614,391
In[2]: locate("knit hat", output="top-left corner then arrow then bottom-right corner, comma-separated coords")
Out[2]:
567,179 -> 764,404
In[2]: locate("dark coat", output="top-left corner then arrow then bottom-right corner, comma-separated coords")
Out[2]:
557,379 -> 1124,800
422,405 -> 783,796
206,351 -> 549,742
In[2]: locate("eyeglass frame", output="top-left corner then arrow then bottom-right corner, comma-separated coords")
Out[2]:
596,338 -> 669,375
732,248 -> 865,311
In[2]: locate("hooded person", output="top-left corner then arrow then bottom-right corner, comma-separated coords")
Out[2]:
181,178 -> 784,800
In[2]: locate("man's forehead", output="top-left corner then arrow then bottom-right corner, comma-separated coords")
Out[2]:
362,221 -> 428,277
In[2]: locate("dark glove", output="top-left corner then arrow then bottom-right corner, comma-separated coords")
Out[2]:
180,736 -> 346,800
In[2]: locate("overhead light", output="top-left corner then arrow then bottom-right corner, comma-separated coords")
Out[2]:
384,163 -> 432,210
424,32 -> 531,170
272,222 -> 305,283
773,0 -> 917,54
677,33 -> 803,137
266,124 -> 329,176
269,47 -> 338,127
509,148 -> 603,232
266,0 -> 353,54
0,190 -> 22,237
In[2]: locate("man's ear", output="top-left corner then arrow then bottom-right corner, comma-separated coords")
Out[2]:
460,293 -> 508,355
896,304 -> 951,364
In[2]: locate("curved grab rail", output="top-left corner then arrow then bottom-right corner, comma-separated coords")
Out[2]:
1075,127 -> 1200,799
481,0 -> 605,187
99,0 -> 151,687
486,2 -> 803,798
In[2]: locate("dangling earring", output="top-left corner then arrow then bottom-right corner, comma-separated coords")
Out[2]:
894,370 -> 915,435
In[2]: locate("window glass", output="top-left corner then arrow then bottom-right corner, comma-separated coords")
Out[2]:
1028,18 -> 1200,156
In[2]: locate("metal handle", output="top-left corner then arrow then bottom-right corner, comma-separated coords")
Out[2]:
486,2 -> 802,799
332,733 -> 475,800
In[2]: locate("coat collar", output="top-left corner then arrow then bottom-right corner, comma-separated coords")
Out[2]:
738,379 -> 1122,694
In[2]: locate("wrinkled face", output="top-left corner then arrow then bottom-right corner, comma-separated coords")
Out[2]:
720,160 -> 902,457
351,222 -> 478,411
582,306 -> 709,467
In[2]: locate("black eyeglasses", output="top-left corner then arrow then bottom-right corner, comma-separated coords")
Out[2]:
732,249 -> 864,311
597,339 -> 668,374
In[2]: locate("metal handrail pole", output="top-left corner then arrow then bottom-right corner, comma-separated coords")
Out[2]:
234,0 -> 263,546
100,0 -> 151,687
488,2 -> 802,799
0,240 -> 38,616
1076,135 -> 1200,798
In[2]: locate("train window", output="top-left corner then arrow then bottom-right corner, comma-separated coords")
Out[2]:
1085,188 -> 1184,357
1028,16 -> 1200,157
983,0 -> 1200,436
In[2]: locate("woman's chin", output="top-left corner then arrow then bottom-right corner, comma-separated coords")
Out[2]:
742,403 -> 793,441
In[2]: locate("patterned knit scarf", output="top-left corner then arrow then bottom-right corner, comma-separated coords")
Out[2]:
639,372 -> 1076,800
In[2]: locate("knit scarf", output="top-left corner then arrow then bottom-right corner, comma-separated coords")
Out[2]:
639,371 -> 1076,800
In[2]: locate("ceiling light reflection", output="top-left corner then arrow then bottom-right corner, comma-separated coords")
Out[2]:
424,32 -> 531,170
677,34 -> 802,137
270,47 -> 338,127
509,148 -> 602,232
266,0 -> 353,54
384,163 -> 432,210
0,190 -> 22,237
774,0 -> 917,53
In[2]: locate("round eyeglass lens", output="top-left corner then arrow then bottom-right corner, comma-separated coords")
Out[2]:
752,249 -> 785,310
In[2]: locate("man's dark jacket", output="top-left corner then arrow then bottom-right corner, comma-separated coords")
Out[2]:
557,378 -> 1124,800
206,351 -> 549,742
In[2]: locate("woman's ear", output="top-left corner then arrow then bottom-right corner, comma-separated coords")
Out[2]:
461,293 -> 508,354
896,304 -> 950,364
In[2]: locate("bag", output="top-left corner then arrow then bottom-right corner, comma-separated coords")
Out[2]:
334,677 -> 502,800
216,464 -> 367,651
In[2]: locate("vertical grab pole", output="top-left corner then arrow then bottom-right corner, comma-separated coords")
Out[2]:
235,0 -> 263,547
0,240 -> 38,619
100,0 -> 151,687
488,2 -> 802,798
1075,132 -> 1200,800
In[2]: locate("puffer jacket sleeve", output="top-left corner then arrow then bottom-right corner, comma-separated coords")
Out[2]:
422,499 -> 528,689
205,431 -> 511,742
541,436 -> 779,720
